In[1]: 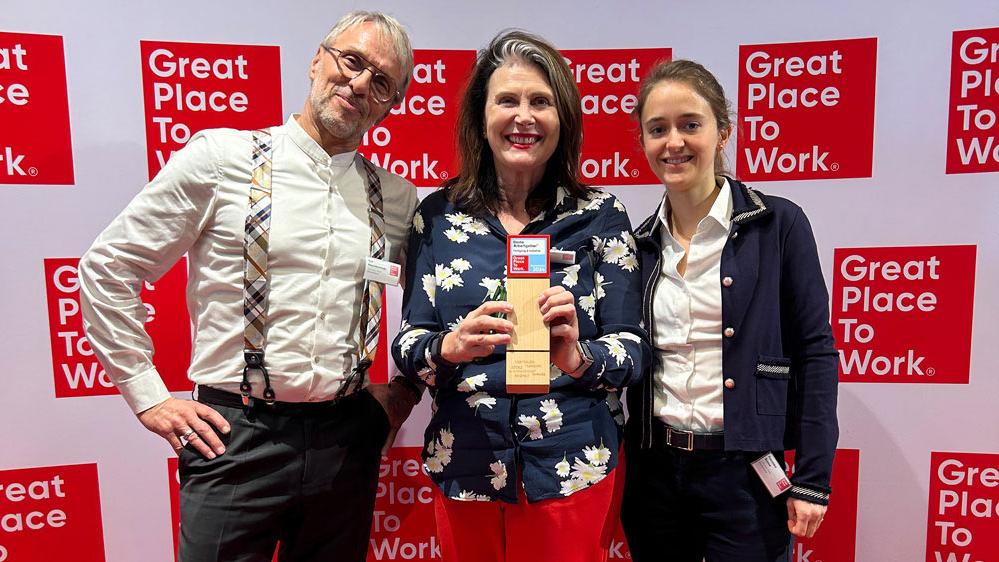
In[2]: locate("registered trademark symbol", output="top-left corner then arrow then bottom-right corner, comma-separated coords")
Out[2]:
630,169 -> 638,177
831,163 -> 840,172
441,171 -> 449,180
29,167 -> 39,176
927,367 -> 936,376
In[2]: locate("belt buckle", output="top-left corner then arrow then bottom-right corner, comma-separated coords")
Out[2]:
668,427 -> 694,451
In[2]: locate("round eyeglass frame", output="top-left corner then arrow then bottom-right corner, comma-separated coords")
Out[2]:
322,45 -> 399,104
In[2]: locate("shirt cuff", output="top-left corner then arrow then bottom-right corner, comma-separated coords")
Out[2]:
789,484 -> 831,506
118,367 -> 173,414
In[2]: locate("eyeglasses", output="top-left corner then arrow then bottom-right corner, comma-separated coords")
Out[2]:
322,45 -> 399,104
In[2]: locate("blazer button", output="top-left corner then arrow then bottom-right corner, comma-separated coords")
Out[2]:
730,231 -> 739,239
724,378 -> 736,389
724,327 -> 735,337
722,276 -> 733,287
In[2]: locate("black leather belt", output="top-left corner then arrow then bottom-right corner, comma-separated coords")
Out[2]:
653,419 -> 725,451
196,385 -> 348,416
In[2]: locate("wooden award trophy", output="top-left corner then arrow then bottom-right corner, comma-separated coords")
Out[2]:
506,235 -> 550,394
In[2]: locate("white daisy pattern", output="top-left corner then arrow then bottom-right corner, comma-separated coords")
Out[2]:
579,293 -> 597,323
397,327 -> 430,358
620,253 -> 639,272
450,258 -> 472,272
539,399 -> 563,433
457,373 -> 488,392
446,212 -> 472,226
518,415 -> 543,440
560,478 -> 587,496
392,191 -> 648,503
489,461 -> 508,491
583,443 -> 612,465
593,271 -> 610,299
604,337 -> 627,366
603,238 -> 629,264
435,264 -> 465,292
421,274 -> 436,306
440,428 -> 455,448
444,227 -> 469,244
479,277 -> 504,297
447,314 -> 466,332
462,219 -> 490,236
424,427 -> 454,474
571,457 -> 607,484
555,456 -> 571,477
584,191 -> 611,211
466,392 -> 497,412
452,490 -> 492,502
558,264 -> 581,288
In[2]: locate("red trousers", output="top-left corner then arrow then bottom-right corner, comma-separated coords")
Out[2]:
433,462 -> 624,562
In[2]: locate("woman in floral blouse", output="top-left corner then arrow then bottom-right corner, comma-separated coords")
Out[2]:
391,30 -> 650,562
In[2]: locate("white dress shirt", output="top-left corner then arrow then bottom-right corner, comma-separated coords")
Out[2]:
652,179 -> 732,432
79,115 -> 417,413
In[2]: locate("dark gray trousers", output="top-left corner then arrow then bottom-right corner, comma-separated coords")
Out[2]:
177,389 -> 390,562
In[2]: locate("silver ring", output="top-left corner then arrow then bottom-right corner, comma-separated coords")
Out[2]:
181,428 -> 197,440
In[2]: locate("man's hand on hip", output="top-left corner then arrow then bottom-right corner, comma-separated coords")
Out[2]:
137,397 -> 230,459
366,382 -> 420,456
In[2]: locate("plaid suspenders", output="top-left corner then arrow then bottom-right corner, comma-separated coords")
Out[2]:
239,129 -> 386,405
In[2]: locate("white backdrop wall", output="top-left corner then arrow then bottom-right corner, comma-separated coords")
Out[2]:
3,1 -> 998,561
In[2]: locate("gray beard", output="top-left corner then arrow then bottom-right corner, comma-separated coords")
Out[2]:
311,87 -> 365,142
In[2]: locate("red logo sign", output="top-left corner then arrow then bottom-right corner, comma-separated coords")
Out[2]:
832,245 -> 976,383
562,48 -> 672,185
360,50 -> 475,187
370,299 -> 389,385
0,463 -> 105,561
369,447 -> 440,560
168,458 -> 180,557
44,258 -> 193,397
737,38 -> 877,181
140,40 -> 283,179
786,449 -> 860,562
946,28 -> 999,174
926,452 -> 999,562
0,32 -> 74,185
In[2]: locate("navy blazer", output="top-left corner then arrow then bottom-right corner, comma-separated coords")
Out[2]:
625,178 -> 839,504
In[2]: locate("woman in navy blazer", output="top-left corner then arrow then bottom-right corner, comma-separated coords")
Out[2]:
620,60 -> 839,562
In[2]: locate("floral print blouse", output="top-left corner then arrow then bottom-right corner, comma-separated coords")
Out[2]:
391,187 -> 650,503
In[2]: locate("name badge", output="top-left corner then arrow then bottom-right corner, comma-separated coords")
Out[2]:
750,453 -> 792,498
549,248 -> 576,265
507,235 -> 550,278
364,257 -> 401,285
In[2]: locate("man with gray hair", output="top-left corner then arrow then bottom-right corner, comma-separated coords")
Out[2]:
78,11 -> 420,561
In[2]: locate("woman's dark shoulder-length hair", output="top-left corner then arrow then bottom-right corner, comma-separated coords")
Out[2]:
443,29 -> 590,216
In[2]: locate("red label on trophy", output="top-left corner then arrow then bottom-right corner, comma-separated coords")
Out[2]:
507,235 -> 550,278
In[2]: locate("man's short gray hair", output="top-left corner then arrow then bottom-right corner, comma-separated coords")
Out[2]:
323,10 -> 414,98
